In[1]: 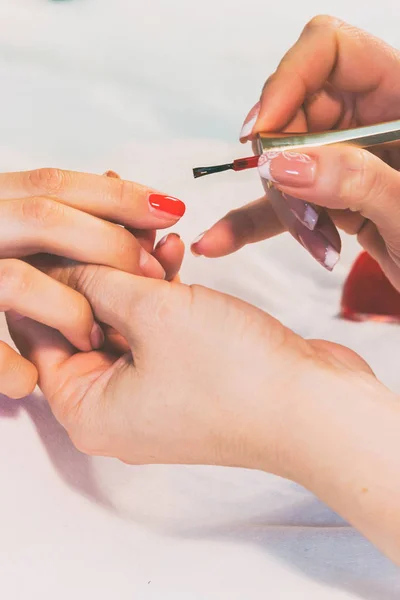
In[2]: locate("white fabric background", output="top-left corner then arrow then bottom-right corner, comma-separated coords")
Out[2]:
0,1 -> 399,598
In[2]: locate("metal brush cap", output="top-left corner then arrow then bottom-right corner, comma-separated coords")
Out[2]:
257,119 -> 400,154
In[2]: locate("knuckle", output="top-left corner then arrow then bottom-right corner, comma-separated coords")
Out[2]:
0,259 -> 30,300
112,179 -> 136,211
262,72 -> 277,93
19,196 -> 63,226
304,14 -> 341,32
338,149 -> 375,211
71,264 -> 103,297
113,226 -> 139,266
27,168 -> 66,195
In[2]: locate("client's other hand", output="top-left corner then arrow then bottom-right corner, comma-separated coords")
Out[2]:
0,168 -> 185,397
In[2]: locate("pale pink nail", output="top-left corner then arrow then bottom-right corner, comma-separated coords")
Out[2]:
283,194 -> 321,230
258,151 -> 319,230
157,234 -> 169,248
240,101 -> 260,140
259,182 -> 341,271
191,232 -> 206,256
258,151 -> 316,186
157,233 -> 180,249
297,228 -> 340,271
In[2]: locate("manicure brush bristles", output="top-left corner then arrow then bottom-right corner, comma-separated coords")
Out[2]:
193,155 -> 260,179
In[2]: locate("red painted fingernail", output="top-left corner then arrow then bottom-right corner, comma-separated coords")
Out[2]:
148,193 -> 186,218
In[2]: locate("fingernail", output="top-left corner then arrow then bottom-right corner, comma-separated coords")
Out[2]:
157,234 -> 169,248
240,101 -> 260,140
261,183 -> 341,271
139,248 -> 166,279
297,227 -> 340,271
90,323 -> 104,350
283,193 -> 321,230
156,233 -> 180,249
191,232 -> 206,256
148,193 -> 186,218
258,151 -> 316,187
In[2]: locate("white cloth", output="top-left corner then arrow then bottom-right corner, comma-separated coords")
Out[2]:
0,1 -> 399,598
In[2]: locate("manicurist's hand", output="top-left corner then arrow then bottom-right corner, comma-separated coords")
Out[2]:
192,17 -> 400,281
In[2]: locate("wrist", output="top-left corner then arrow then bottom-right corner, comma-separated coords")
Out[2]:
269,368 -> 400,563
280,370 -> 397,485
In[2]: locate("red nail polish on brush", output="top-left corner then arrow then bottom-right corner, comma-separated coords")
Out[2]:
148,193 -> 186,217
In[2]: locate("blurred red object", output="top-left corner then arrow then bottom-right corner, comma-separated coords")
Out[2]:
340,251 -> 400,323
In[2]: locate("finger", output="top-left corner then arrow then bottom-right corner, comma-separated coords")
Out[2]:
0,339 -> 37,399
0,196 -> 165,279
0,260 -> 103,351
258,145 -> 400,249
0,168 -> 186,229
36,263 -> 165,347
242,104 -> 307,142
128,228 -> 157,253
303,83 -> 349,131
251,16 -> 400,135
191,196 -> 285,258
6,312 -> 115,423
101,325 -> 131,354
153,233 -> 184,281
104,173 -> 160,258
265,185 -> 341,271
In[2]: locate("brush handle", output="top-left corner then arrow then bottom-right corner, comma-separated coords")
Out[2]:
233,156 -> 260,171
257,120 -> 400,154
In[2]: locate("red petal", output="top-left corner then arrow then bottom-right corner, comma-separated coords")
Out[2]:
340,251 -> 400,323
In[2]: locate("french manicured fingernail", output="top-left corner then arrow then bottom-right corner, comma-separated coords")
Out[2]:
283,194 -> 321,230
191,232 -> 206,256
139,248 -> 166,279
240,101 -> 260,140
148,193 -> 186,218
297,227 -> 340,271
157,233 -> 180,249
258,151 -> 316,187
90,323 -> 104,350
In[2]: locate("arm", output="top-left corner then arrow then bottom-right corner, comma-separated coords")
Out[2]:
275,371 -> 400,564
8,266 -> 400,564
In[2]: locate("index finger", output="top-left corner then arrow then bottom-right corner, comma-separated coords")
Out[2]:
0,168 -> 186,229
253,15 -> 400,134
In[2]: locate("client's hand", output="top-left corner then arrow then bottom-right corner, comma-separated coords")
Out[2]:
7,263 -> 368,465
191,17 -> 400,284
0,168 -> 185,398
9,266 -> 400,565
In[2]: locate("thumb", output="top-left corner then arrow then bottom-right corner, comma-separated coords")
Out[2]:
7,311 -> 75,403
38,263 -> 168,350
6,310 -> 118,428
257,145 -> 400,239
